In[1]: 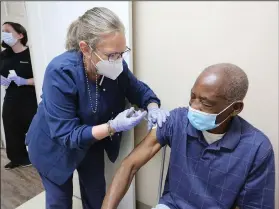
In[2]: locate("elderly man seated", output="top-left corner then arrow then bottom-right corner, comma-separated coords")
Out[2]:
101,63 -> 275,209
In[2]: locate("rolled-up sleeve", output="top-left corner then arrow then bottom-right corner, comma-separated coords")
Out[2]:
43,64 -> 96,149
156,109 -> 177,147
237,140 -> 275,208
120,61 -> 161,109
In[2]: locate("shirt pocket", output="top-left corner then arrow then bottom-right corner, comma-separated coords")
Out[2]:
17,60 -> 33,78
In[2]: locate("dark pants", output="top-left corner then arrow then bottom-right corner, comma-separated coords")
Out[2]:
40,148 -> 106,209
2,96 -> 37,163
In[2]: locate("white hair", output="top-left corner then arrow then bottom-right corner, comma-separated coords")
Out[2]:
65,7 -> 125,51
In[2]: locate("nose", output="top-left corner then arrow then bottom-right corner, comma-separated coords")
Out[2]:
190,100 -> 202,111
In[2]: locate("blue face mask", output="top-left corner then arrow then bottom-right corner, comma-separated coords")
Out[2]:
2,32 -> 17,47
187,103 -> 236,131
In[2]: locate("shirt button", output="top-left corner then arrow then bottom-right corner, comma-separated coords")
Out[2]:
117,133 -> 120,136
103,88 -> 106,91
112,112 -> 114,114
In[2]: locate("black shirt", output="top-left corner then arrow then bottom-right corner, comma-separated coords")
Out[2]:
0,48 -> 37,101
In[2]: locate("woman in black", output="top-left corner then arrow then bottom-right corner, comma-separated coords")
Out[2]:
0,22 -> 37,169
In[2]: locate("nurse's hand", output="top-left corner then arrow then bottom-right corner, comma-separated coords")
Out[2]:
109,107 -> 147,133
9,76 -> 28,86
147,105 -> 170,131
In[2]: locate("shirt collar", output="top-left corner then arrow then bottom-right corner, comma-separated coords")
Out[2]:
186,115 -> 242,150
219,116 -> 242,150
77,51 -> 83,66
186,120 -> 200,138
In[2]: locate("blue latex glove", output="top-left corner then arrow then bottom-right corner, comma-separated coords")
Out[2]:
9,76 -> 28,86
110,107 -> 147,133
1,76 -> 11,87
147,106 -> 170,131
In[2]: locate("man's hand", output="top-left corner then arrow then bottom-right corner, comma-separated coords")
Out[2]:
101,128 -> 162,209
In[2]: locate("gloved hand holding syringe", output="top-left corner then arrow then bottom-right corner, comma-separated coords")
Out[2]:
127,108 -> 158,131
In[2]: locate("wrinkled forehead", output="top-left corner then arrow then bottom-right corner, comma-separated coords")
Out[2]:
193,71 -> 227,100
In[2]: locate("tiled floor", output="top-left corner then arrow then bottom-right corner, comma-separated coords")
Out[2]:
15,192 -> 83,209
15,192 -> 151,209
1,149 -> 44,209
1,148 -> 153,209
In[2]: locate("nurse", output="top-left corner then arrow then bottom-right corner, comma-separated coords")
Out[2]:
26,7 -> 169,209
0,22 -> 37,169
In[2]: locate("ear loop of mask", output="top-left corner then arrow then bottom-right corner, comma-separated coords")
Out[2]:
85,45 -> 99,74
215,101 -> 242,125
87,45 -> 106,85
87,46 -> 96,66
94,51 -> 104,62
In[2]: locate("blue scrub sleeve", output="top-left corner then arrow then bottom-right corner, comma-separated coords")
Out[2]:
43,65 -> 96,149
120,61 -> 161,110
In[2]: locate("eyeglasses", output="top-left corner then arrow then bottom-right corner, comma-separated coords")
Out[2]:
101,47 -> 131,62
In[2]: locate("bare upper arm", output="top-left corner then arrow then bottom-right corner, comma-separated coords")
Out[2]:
123,128 -> 162,172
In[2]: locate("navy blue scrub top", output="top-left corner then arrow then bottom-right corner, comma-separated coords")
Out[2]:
156,108 -> 275,209
26,50 -> 160,185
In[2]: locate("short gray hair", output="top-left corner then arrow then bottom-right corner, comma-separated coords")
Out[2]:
205,63 -> 249,102
65,7 -> 125,51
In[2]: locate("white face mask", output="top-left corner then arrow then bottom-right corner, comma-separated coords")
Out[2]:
92,52 -> 123,80
2,32 -> 17,47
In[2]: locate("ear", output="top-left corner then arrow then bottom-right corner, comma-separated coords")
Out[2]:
79,41 -> 91,58
17,33 -> 24,40
232,102 -> 244,116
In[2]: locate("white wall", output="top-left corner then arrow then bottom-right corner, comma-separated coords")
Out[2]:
24,1 -> 132,102
24,1 -> 135,208
133,1 -> 278,207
